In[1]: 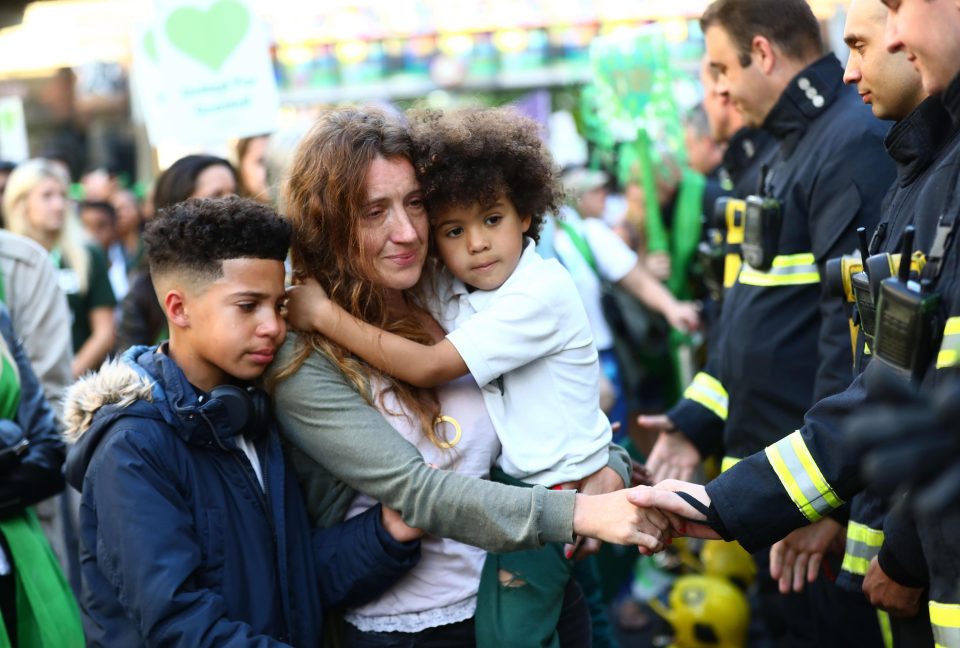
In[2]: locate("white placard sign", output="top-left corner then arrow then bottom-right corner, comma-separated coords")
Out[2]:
0,97 -> 29,163
134,0 -> 279,146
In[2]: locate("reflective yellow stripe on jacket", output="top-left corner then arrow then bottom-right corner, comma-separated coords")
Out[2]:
682,372 -> 729,420
738,253 -> 820,287
930,601 -> 960,648
840,521 -> 884,576
765,431 -> 844,522
721,456 -> 741,473
936,317 -> 960,369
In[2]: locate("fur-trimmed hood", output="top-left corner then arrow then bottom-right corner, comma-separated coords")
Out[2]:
64,347 -> 167,491
63,345 -> 253,492
65,357 -> 154,443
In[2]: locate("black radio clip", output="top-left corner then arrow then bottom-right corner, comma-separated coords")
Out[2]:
699,197 -> 747,298
742,165 -> 782,271
872,226 -> 940,382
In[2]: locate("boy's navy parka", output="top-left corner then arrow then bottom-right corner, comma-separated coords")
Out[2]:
64,345 -> 420,647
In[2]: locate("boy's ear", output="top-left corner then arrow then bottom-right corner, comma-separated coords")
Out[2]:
521,214 -> 533,233
164,289 -> 190,329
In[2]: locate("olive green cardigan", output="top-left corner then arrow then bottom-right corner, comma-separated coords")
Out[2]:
272,332 -> 631,553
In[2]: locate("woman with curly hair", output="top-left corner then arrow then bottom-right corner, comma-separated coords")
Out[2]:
274,105 -> 672,646
290,106 -> 648,646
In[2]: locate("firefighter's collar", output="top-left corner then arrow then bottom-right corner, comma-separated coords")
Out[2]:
763,55 -> 843,141
722,127 -> 768,183
885,96 -> 956,188
942,70 -> 960,128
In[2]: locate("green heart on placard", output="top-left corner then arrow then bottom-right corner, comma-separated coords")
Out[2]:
165,0 -> 250,72
143,30 -> 158,63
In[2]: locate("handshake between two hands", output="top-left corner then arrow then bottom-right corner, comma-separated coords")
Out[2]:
573,477 -> 723,558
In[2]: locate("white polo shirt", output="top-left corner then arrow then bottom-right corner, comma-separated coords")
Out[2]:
433,240 -> 611,486
552,207 -> 639,351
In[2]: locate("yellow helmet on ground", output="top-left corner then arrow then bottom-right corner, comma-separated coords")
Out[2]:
700,540 -> 756,589
649,574 -> 750,648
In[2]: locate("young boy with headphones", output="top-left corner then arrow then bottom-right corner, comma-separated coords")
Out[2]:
63,196 -> 422,646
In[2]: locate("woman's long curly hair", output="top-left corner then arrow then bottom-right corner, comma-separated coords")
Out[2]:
273,106 -> 442,445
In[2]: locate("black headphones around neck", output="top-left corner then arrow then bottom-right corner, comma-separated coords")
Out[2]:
208,385 -> 273,441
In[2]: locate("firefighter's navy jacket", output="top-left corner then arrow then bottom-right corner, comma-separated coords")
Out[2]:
705,71 -> 960,647
667,129 -> 777,458
672,55 -> 893,471
838,95 -> 960,592
724,127 -> 778,198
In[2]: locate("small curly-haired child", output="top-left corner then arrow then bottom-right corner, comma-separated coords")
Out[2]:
289,107 -> 630,647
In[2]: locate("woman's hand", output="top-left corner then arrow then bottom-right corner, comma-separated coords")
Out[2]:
633,480 -> 722,540
572,487 -> 673,555
559,466 -> 626,560
285,278 -> 333,333
380,505 -> 424,543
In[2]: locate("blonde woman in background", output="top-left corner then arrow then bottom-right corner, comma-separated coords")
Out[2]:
3,159 -> 116,379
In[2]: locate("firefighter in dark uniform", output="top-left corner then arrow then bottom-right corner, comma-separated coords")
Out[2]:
642,0 -> 895,644
644,2 -> 960,645
831,5 -> 959,646
808,1 -> 956,643
721,125 -> 775,199
643,62 -> 777,483
660,57 -> 779,463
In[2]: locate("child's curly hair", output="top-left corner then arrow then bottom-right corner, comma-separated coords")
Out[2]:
409,107 -> 562,242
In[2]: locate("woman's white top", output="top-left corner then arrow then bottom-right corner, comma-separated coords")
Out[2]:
344,373 -> 500,633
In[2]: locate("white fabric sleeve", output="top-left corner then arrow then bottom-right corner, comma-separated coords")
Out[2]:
583,219 -> 639,282
445,283 -> 570,388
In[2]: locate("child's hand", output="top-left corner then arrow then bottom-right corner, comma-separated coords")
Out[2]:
578,465 -> 625,495
631,460 -> 653,487
380,505 -> 424,543
285,278 -> 332,332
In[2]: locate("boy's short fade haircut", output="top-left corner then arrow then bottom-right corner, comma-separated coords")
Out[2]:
409,107 -> 561,242
701,0 -> 823,68
145,196 -> 290,284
